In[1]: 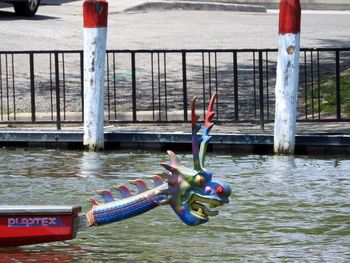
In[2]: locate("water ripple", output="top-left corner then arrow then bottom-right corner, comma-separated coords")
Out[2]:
0,149 -> 349,261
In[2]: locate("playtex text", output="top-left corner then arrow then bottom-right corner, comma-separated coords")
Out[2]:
7,216 -> 67,227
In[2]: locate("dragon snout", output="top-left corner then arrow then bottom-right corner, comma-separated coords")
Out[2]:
181,181 -> 231,225
204,181 -> 231,203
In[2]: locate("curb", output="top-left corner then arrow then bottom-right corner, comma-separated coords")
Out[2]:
123,1 -> 267,13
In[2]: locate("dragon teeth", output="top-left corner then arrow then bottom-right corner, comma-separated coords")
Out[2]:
198,208 -> 203,214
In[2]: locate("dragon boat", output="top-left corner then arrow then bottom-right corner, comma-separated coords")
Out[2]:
0,93 -> 231,247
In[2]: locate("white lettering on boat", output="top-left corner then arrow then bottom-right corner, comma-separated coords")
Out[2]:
7,217 -> 67,227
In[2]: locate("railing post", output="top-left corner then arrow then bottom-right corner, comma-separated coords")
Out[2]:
182,51 -> 188,121
54,52 -> 61,130
131,52 -> 137,122
303,51 -> 308,119
233,51 -> 239,121
258,51 -> 264,130
274,0 -> 301,155
83,0 -> 108,150
80,51 -> 84,123
29,53 -> 36,123
335,50 -> 341,120
0,55 -> 2,121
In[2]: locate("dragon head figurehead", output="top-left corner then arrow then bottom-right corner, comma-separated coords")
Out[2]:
85,93 -> 231,228
158,93 -> 231,226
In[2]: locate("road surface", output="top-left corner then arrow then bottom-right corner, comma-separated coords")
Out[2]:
0,0 -> 349,51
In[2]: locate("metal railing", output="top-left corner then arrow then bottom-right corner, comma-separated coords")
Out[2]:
0,48 -> 349,129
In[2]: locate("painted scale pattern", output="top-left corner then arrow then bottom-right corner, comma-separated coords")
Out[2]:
86,177 -> 169,226
92,182 -> 168,225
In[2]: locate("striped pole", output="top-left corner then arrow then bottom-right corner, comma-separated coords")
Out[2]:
83,0 -> 108,151
274,0 -> 301,155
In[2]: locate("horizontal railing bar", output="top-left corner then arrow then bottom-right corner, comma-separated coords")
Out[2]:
0,50 -> 83,55
3,118 -> 350,124
1,47 -> 350,55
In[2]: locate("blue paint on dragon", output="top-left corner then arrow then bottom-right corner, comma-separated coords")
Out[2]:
90,183 -> 168,225
85,93 -> 231,227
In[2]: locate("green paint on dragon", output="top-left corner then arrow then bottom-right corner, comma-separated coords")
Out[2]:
86,93 -> 231,227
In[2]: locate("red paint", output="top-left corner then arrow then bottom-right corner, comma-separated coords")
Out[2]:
83,0 -> 108,28
204,93 -> 216,128
216,185 -> 224,196
192,97 -> 200,129
279,0 -> 301,34
0,214 -> 76,247
198,176 -> 204,185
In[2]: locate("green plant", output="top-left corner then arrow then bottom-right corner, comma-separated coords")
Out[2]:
306,69 -> 350,118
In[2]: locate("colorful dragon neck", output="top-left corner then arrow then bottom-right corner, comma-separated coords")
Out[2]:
85,93 -> 231,227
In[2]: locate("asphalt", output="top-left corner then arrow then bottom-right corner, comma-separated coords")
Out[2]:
2,1 -> 350,50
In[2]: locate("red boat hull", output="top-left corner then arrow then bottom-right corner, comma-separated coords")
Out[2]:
0,205 -> 81,247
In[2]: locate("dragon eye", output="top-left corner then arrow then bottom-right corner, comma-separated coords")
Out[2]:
215,185 -> 224,196
194,175 -> 204,186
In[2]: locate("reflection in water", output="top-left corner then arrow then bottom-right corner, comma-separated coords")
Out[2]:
0,243 -> 86,263
271,155 -> 296,177
0,250 -> 72,263
270,155 -> 296,196
79,151 -> 104,178
0,149 -> 349,262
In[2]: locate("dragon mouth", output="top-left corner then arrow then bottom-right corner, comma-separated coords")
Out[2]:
188,194 -> 224,220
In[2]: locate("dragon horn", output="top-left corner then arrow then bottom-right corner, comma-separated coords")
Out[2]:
199,93 -> 217,169
191,97 -> 202,171
204,93 -> 217,129
167,150 -> 182,167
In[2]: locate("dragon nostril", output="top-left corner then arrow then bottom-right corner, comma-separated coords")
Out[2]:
215,185 -> 224,196
204,186 -> 211,194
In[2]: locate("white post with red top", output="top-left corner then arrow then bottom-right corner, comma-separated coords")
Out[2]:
274,0 -> 301,154
83,0 -> 108,151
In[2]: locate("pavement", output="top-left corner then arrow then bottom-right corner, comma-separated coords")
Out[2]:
1,0 -> 350,50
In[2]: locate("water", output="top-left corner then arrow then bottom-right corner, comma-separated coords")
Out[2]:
0,148 -> 349,262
